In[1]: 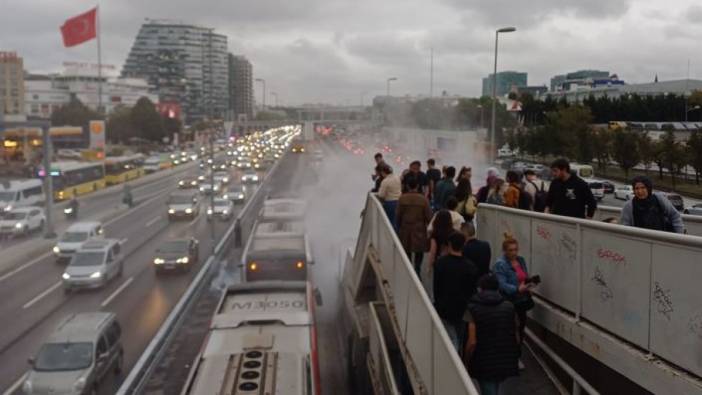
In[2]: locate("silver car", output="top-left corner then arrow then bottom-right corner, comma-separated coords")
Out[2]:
62,239 -> 124,293
24,312 -> 123,395
684,203 -> 702,216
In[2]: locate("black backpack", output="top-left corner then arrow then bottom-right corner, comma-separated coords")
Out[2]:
528,180 -> 548,212
517,185 -> 532,210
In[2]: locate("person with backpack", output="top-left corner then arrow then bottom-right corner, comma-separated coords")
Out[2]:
503,171 -> 523,209
523,170 -> 548,212
619,176 -> 684,233
454,179 -> 477,222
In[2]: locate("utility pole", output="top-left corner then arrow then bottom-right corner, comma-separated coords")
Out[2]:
207,28 -> 216,255
42,126 -> 56,238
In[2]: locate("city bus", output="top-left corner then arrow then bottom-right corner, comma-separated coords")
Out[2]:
39,161 -> 106,200
104,154 -> 145,185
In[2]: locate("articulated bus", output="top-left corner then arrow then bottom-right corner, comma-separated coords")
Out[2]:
40,161 -> 106,200
181,281 -> 321,395
104,154 -> 145,185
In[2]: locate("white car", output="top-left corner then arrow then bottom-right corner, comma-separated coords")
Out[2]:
237,160 -> 252,169
207,198 -> 234,221
54,222 -> 104,263
241,171 -> 260,184
0,207 -> 45,236
588,181 -> 605,201
213,172 -> 230,185
614,185 -> 635,200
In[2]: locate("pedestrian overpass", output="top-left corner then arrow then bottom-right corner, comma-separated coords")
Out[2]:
342,194 -> 702,394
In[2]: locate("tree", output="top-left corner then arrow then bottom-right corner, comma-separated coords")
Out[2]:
162,116 -> 182,142
659,130 -> 682,189
106,106 -> 134,144
611,128 -> 641,181
131,97 -> 165,143
51,98 -> 102,131
686,131 -> 702,185
591,128 -> 612,174
637,133 -> 655,175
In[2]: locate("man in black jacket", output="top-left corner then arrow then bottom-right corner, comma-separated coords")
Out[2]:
461,222 -> 491,277
545,158 -> 597,219
464,274 -> 519,395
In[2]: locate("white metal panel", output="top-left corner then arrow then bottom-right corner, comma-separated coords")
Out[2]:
391,246 -> 411,338
404,281 -> 434,391
595,204 -> 702,237
580,229 -> 652,348
432,328 -> 476,395
530,220 -> 580,312
496,212 -> 532,263
650,243 -> 702,377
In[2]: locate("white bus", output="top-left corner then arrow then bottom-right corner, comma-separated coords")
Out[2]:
241,219 -> 312,282
0,179 -> 44,213
181,281 -> 321,395
259,197 -> 307,221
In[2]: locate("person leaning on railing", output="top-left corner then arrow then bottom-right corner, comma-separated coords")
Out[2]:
619,176 -> 684,234
376,163 -> 401,228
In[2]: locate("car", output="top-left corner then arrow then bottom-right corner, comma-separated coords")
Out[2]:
167,191 -> 200,220
237,160 -> 252,169
23,312 -> 123,395
253,161 -> 267,170
62,239 -> 124,292
291,143 -> 305,153
54,222 -> 104,263
211,161 -> 228,171
213,171 -> 230,185
207,198 -> 234,221
223,185 -> 246,204
684,203 -> 702,216
241,170 -> 260,184
178,177 -> 199,189
614,185 -> 634,200
601,181 -> 615,194
199,182 -> 221,195
0,207 -> 45,236
525,163 -> 545,173
665,193 -> 684,212
153,238 -> 199,273
588,181 -> 605,201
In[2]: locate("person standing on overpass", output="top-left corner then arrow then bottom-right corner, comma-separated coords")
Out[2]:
434,166 -> 457,210
545,158 -> 597,219
377,164 -> 401,228
619,176 -> 684,233
396,176 -> 432,276
426,158 -> 442,206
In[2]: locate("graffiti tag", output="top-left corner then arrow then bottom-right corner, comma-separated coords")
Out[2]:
536,225 -> 551,240
688,314 -> 702,339
591,267 -> 613,302
596,248 -> 626,265
652,282 -> 674,320
559,233 -> 577,263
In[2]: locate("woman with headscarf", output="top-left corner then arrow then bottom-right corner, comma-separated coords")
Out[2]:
619,176 -> 684,233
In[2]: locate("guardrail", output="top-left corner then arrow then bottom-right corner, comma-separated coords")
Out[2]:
350,193 -> 479,395
368,302 -> 401,395
116,155 -> 285,394
593,204 -> 702,237
476,204 -> 702,379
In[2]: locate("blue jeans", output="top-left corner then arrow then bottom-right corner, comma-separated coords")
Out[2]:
383,200 -> 398,230
441,319 -> 466,355
478,380 -> 501,395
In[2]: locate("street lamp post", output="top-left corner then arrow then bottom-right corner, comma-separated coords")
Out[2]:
386,77 -> 397,97
255,78 -> 266,110
490,26 -> 516,164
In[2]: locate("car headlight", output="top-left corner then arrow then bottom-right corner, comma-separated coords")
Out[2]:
238,194 -> 244,199
222,194 -> 229,200
241,176 -> 246,181
53,246 -> 61,254
253,176 -> 259,181
213,185 -> 219,191
223,177 -> 229,183
207,208 -> 213,215
15,222 -> 23,229
185,208 -> 193,214
73,377 -> 86,392
191,181 -> 197,186
179,181 -> 184,186
62,272 -> 70,280
168,209 -> 175,214
4,205 -> 12,212
177,257 -> 189,264
153,258 -> 164,264
222,210 -> 228,215
90,271 -> 102,279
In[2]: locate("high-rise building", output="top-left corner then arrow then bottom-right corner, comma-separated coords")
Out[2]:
0,51 -> 25,117
550,70 -> 610,92
228,54 -> 253,121
482,71 -> 527,97
121,20 -> 228,124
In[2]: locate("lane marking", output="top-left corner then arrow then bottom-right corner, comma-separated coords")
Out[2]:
145,216 -> 161,227
0,252 -> 51,284
187,213 -> 200,227
22,281 -> 62,309
120,238 -> 129,245
101,277 -> 133,307
2,372 -> 27,395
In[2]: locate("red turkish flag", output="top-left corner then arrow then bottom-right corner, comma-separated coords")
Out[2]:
60,8 -> 97,47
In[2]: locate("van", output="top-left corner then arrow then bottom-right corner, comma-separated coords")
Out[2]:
23,312 -> 123,395
54,222 -> 104,263
143,156 -> 161,173
0,179 -> 44,213
62,239 -> 124,292
588,181 -> 605,201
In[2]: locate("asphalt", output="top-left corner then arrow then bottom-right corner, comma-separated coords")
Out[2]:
0,157 -> 264,395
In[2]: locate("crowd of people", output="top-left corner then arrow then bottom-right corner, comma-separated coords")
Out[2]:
371,152 -> 686,394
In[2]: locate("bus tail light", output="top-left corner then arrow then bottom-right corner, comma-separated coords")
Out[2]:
295,261 -> 305,270
248,262 -> 258,271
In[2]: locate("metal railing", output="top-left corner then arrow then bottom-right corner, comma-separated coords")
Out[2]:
593,204 -> 702,237
349,193 -> 479,395
117,155 -> 285,394
477,204 -> 702,379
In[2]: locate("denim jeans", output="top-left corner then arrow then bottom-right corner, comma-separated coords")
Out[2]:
383,200 -> 398,230
478,380 -> 501,395
441,319 -> 466,355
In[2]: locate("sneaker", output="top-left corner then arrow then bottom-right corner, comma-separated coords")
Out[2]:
518,359 -> 525,370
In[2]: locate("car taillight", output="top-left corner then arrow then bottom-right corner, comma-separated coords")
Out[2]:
249,262 -> 258,271
295,261 -> 305,270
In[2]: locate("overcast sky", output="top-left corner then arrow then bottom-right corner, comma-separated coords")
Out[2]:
2,0 -> 701,105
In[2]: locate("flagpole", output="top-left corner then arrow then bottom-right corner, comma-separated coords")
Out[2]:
96,4 -> 103,115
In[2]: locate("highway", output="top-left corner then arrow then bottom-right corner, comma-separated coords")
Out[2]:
0,155 -> 265,394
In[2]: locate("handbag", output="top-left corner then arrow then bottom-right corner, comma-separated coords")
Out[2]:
511,292 -> 535,312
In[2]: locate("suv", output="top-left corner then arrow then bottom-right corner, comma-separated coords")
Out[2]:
0,207 -> 45,236
153,238 -> 199,274
23,312 -> 123,395
167,191 -> 200,220
588,181 -> 605,201
63,239 -> 124,293
665,193 -> 684,212
53,222 -> 104,263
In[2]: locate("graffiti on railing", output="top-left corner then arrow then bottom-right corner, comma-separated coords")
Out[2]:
652,282 -> 674,320
688,313 -> 702,339
558,233 -> 577,263
536,225 -> 551,241
591,267 -> 613,302
596,248 -> 627,265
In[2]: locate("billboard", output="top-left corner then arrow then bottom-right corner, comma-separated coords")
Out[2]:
89,120 -> 105,150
